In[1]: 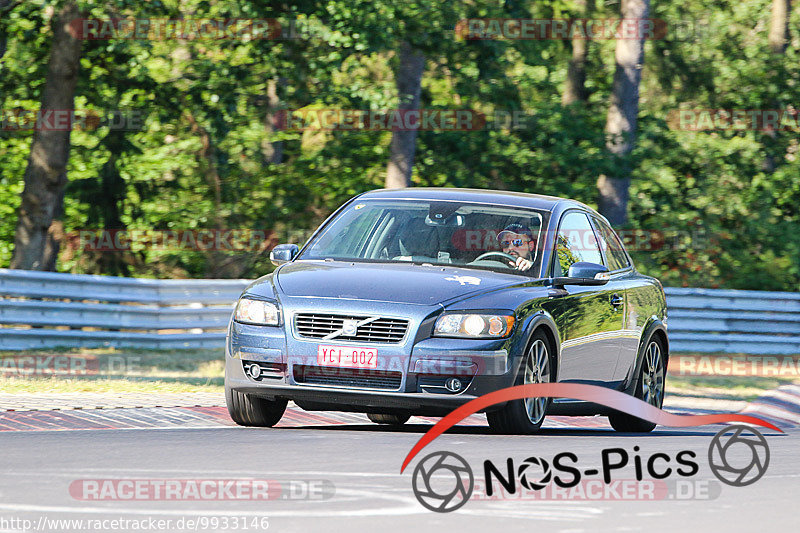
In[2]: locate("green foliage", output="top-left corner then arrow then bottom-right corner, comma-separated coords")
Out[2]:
0,0 -> 798,290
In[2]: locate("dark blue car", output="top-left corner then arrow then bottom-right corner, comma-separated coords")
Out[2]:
225,188 -> 668,433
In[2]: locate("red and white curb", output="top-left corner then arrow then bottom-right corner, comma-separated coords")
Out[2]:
740,385 -> 800,427
1,385 -> 798,433
0,404 -> 614,432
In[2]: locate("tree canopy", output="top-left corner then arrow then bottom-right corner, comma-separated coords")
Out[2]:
0,0 -> 798,290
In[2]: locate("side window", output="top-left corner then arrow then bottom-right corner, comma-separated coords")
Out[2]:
307,206 -> 383,258
553,212 -> 603,276
593,217 -> 631,271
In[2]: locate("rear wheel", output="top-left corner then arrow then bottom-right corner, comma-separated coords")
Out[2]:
226,387 -> 287,427
367,413 -> 410,426
609,337 -> 666,433
487,331 -> 552,435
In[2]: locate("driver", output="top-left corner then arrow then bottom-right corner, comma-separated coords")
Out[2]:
498,224 -> 536,271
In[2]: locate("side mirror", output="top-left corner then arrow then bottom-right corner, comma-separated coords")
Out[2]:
552,262 -> 609,287
270,243 -> 299,266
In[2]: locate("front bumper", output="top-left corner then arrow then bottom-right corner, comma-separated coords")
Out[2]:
226,319 -> 520,416
227,381 -> 506,415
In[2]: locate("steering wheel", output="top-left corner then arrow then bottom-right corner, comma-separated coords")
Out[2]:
472,251 -> 517,266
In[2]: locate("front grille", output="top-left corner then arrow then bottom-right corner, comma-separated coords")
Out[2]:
294,313 -> 409,343
294,365 -> 402,390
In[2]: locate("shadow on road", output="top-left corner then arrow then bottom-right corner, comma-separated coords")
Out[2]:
271,423 -> 723,437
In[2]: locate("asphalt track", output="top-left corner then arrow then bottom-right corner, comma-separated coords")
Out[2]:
0,406 -> 797,533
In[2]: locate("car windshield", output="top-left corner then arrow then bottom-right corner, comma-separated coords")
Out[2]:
299,199 -> 549,276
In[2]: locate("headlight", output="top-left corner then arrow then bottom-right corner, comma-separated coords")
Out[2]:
434,313 -> 514,338
234,298 -> 280,326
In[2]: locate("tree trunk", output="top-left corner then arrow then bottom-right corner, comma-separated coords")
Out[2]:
562,0 -> 595,105
10,2 -> 82,270
597,0 -> 649,226
764,0 -> 791,172
769,0 -> 791,54
385,42 -> 425,189
0,1 -> 17,62
261,77 -> 285,165
41,188 -> 64,272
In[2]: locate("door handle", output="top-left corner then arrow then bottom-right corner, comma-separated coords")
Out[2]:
610,294 -> 624,307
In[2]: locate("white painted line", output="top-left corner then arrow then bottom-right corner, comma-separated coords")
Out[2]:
0,469 -> 404,477
0,425 -> 241,434
0,489 -> 422,518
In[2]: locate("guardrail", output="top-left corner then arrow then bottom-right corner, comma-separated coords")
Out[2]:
0,269 -> 797,353
665,287 -> 800,354
0,269 -> 249,350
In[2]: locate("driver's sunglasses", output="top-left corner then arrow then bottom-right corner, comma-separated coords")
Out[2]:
501,238 -> 529,247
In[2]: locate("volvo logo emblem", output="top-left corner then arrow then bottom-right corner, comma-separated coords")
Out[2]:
342,319 -> 358,336
321,316 -> 380,340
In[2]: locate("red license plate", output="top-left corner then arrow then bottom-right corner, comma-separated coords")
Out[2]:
317,345 -> 378,369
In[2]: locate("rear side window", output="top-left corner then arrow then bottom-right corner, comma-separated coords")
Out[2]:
552,211 -> 603,276
593,217 -> 631,271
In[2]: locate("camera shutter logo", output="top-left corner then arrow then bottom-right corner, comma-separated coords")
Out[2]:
411,451 -> 474,513
708,425 -> 770,487
518,456 -> 552,491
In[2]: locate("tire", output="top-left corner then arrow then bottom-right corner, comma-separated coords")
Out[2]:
609,335 -> 666,433
226,387 -> 287,427
487,330 -> 553,435
367,413 -> 410,425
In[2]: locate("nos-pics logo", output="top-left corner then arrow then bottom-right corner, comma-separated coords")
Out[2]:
411,425 -> 770,513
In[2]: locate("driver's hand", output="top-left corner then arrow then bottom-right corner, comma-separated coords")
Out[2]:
514,257 -> 533,271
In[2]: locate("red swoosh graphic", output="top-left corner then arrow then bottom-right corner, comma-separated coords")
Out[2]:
400,383 -> 782,473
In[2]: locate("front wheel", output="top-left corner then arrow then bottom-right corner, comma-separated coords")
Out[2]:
367,413 -> 410,426
226,387 -> 287,427
487,331 -> 553,435
609,336 -> 666,433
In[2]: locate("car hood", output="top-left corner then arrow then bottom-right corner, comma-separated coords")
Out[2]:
272,260 -> 528,306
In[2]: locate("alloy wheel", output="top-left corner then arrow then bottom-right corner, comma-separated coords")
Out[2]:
641,341 -> 664,407
523,339 -> 550,424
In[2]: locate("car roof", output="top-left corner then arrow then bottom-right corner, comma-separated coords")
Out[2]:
357,187 -> 596,215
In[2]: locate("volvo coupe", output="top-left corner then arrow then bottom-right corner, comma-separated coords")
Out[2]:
225,188 -> 668,433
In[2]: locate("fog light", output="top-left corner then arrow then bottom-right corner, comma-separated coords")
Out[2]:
444,377 -> 463,393
247,364 -> 262,379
